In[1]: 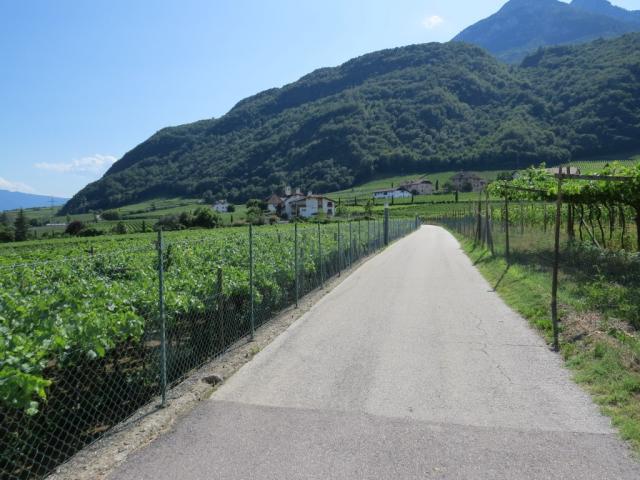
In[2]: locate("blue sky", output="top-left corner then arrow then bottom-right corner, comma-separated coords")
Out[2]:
0,0 -> 636,198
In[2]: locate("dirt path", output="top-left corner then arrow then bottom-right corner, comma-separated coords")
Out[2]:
110,225 -> 640,479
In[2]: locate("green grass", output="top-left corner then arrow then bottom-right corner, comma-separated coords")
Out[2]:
456,235 -> 640,454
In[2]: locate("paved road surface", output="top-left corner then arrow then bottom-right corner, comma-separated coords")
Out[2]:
111,226 -> 640,479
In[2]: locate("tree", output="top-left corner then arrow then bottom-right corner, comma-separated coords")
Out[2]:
246,199 -> 267,211
364,199 -> 374,218
192,207 -> 220,228
202,190 -> 216,204
113,221 -> 127,234
227,204 -> 235,213
14,209 -> 28,241
65,220 -> 85,236
0,224 -> 13,242
435,180 -> 439,191
101,210 -> 121,220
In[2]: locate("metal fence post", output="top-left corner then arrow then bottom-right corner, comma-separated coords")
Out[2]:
337,221 -> 342,277
318,221 -> 323,288
505,193 -> 510,261
551,176 -> 563,352
217,267 -> 224,352
157,229 -> 167,408
294,222 -> 299,307
249,223 -> 255,340
384,204 -> 389,245
349,221 -> 353,266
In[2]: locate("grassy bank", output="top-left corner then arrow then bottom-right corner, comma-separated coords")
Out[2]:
457,236 -> 640,453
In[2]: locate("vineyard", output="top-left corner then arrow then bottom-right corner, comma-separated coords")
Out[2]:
431,162 -> 640,450
0,217 -> 418,479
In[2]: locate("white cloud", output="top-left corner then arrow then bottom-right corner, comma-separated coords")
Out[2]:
422,15 -> 444,30
0,177 -> 35,193
35,154 -> 117,175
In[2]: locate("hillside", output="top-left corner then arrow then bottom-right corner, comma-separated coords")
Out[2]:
63,34 -> 640,214
0,189 -> 67,211
453,0 -> 640,63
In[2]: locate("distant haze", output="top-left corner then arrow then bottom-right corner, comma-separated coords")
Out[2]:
0,189 -> 68,212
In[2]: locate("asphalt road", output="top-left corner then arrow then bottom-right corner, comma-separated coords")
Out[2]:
110,225 -> 640,479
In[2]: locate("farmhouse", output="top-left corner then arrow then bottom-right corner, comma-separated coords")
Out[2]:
448,172 -> 487,193
401,179 -> 434,195
282,192 -> 306,218
266,186 -> 335,219
289,195 -> 336,218
264,194 -> 283,214
372,187 -> 411,199
212,200 -> 230,213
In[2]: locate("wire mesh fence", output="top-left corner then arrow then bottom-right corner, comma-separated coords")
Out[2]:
0,216 -> 418,479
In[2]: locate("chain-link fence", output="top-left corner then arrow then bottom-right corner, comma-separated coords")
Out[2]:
0,216 -> 418,479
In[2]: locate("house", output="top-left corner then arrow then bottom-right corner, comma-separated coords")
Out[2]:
372,187 -> 412,199
213,200 -> 230,213
282,192 -> 306,218
266,185 -> 336,219
448,172 -> 488,193
401,179 -> 434,195
264,194 -> 283,214
289,195 -> 336,218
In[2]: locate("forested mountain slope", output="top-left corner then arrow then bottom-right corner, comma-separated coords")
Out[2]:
63,34 -> 640,213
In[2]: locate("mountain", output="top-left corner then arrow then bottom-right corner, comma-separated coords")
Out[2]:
0,190 -> 68,211
63,34 -> 640,213
453,0 -> 640,63
572,0 -> 640,23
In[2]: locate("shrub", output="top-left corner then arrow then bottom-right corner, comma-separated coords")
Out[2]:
65,221 -> 86,236
101,210 -> 121,221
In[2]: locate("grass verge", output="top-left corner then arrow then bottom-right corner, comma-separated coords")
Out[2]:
457,236 -> 640,454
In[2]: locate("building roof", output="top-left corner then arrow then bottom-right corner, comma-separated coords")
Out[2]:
265,193 -> 283,205
290,195 -> 335,204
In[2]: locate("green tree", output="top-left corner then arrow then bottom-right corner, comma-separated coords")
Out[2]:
192,207 -> 220,228
101,209 -> 121,220
65,220 -> 85,236
113,221 -> 127,234
14,209 -> 28,241
364,199 -> 374,218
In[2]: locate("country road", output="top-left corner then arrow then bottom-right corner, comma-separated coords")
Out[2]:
110,225 -> 640,479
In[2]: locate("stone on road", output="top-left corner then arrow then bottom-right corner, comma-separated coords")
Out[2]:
111,226 -> 640,479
